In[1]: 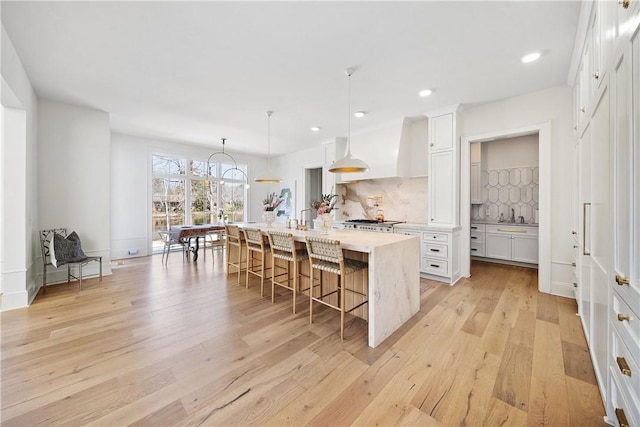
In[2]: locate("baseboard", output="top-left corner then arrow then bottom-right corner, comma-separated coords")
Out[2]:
550,280 -> 575,299
1,290 -> 29,311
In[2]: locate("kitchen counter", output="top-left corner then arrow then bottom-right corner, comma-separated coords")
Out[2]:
233,222 -> 420,348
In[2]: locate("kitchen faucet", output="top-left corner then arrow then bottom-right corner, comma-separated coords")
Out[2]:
518,215 -> 525,224
510,208 -> 515,223
299,208 -> 312,226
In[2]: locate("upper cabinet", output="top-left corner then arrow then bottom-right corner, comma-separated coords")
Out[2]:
470,142 -> 482,205
427,107 -> 461,227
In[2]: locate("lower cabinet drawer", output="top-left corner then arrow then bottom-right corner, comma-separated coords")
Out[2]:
612,292 -> 640,368
470,242 -> 485,257
423,258 -> 448,276
610,365 -> 640,427
423,232 -> 448,243
423,242 -> 448,259
611,327 -> 640,406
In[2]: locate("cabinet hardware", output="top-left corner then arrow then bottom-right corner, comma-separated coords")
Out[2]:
471,236 -> 478,239
583,203 -> 591,255
430,143 -> 434,147
430,264 -> 440,268
572,231 -> 577,235
497,228 -> 526,233
573,282 -> 578,288
617,313 -> 630,322
615,408 -> 629,427
573,126 -> 577,131
616,357 -> 632,376
471,248 -> 477,251
593,70 -> 600,79
571,262 -> 576,267
573,245 -> 578,249
619,0 -> 630,9
430,248 -> 440,252
471,226 -> 478,230
581,107 -> 585,113
615,275 -> 630,286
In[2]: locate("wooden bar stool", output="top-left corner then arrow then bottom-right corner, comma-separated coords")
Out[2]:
267,231 -> 310,314
242,228 -> 271,297
305,236 -> 368,340
224,224 -> 246,285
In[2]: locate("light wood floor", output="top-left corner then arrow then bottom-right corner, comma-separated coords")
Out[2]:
1,251 -> 606,426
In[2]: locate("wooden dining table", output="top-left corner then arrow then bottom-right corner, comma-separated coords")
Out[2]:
170,224 -> 225,261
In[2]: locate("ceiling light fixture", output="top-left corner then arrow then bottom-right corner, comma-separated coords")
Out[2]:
419,89 -> 433,97
521,52 -> 541,63
329,69 -> 370,174
354,111 -> 366,118
254,110 -> 283,183
311,126 -> 321,132
206,138 -> 250,189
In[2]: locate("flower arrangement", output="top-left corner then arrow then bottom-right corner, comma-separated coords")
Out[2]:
263,192 -> 284,211
312,193 -> 338,216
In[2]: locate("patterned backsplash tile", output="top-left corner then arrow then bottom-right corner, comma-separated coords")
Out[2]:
471,167 -> 539,222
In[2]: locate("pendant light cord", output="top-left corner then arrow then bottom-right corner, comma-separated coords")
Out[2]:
346,69 -> 352,155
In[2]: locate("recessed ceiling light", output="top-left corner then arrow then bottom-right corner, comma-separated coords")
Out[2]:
310,126 -> 321,132
521,52 -> 541,63
418,89 -> 432,97
354,111 -> 366,118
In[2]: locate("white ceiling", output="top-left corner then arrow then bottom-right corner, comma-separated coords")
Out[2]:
1,1 -> 581,157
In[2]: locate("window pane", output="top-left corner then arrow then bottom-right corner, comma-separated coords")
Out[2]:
221,182 -> 245,222
190,160 -> 208,177
152,155 -> 186,175
190,180 -> 213,225
152,178 -> 185,233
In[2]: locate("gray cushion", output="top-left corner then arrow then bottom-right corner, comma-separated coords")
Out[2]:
51,231 -> 88,267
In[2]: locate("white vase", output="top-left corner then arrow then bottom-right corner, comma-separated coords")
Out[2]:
320,213 -> 333,234
262,210 -> 276,227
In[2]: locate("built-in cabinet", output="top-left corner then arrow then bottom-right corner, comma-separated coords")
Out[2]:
471,223 -> 538,265
470,142 -> 482,204
427,108 -> 460,227
395,224 -> 461,285
571,2 -> 639,425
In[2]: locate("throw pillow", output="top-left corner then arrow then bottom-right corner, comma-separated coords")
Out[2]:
51,232 -> 88,267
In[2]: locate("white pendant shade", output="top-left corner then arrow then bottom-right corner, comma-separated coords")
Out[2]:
255,110 -> 283,183
329,68 -> 369,174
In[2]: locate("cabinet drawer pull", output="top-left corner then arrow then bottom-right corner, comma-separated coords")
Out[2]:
617,313 -> 630,322
615,275 -> 629,286
430,264 -> 440,268
471,236 -> 478,239
430,248 -> 440,252
573,245 -> 578,249
615,408 -> 629,427
573,282 -> 578,288
471,226 -> 478,230
581,107 -> 586,113
616,357 -> 632,376
571,262 -> 576,267
497,228 -> 527,233
471,248 -> 478,252
572,231 -> 577,235
593,70 -> 600,79
619,0 -> 629,9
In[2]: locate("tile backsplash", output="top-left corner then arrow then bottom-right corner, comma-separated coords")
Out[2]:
336,177 -> 428,223
471,167 -> 539,223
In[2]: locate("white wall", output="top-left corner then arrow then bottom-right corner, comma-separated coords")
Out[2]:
483,134 -> 539,170
38,99 -> 112,281
461,85 -> 575,296
110,133 -> 268,259
1,25 -> 39,310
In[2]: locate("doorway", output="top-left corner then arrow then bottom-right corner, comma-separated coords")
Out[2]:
304,167 -> 322,225
461,122 -> 551,294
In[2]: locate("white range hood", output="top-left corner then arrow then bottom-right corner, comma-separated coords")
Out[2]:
336,116 -> 428,182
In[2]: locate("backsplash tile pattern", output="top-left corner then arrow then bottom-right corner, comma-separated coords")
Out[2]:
336,177 -> 428,223
471,167 -> 539,223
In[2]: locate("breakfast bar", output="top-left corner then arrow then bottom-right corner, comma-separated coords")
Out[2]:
231,223 -> 420,348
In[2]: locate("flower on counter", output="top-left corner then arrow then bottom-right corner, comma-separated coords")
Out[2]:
312,193 -> 337,215
263,192 -> 284,211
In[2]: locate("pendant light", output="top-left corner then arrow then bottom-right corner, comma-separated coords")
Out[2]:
329,68 -> 370,173
254,110 -> 283,183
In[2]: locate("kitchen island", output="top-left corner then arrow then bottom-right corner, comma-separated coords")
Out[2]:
229,223 -> 420,348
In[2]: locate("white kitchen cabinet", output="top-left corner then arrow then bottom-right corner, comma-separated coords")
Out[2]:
395,224 -> 461,285
470,163 -> 482,204
470,223 -> 485,257
484,224 -> 539,264
427,108 -> 460,228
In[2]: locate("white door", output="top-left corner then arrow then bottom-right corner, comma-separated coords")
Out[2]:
429,150 -> 454,226
430,113 -> 453,152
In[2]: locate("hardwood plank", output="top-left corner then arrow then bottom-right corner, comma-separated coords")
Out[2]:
0,257 -> 607,426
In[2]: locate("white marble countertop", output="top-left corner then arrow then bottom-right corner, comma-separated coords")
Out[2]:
393,223 -> 461,231
234,222 -> 418,253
